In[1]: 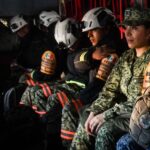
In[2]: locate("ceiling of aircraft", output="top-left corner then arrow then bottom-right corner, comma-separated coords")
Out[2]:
0,0 -> 58,16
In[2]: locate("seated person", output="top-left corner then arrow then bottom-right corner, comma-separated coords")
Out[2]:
60,6 -> 123,149
69,6 -> 150,150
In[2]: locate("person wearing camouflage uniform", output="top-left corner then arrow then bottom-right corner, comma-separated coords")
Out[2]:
116,76 -> 150,150
9,11 -> 65,86
70,7 -> 150,150
60,7 -> 124,149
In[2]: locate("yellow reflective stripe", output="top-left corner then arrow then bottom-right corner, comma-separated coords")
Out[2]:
30,70 -> 36,79
80,51 -> 87,61
66,80 -> 85,88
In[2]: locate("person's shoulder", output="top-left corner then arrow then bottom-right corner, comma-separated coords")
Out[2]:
120,48 -> 134,59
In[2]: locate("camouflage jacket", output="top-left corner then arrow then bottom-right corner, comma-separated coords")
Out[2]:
89,48 -> 150,120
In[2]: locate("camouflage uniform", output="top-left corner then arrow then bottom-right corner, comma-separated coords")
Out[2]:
20,80 -> 82,115
70,48 -> 150,150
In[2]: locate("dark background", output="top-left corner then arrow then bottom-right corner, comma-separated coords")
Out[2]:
0,0 -> 58,16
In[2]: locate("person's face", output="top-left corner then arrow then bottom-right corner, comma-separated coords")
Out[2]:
16,25 -> 30,38
87,28 -> 105,46
124,25 -> 150,49
39,24 -> 49,33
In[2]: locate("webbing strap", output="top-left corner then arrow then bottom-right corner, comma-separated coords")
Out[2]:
38,83 -> 49,98
26,78 -> 36,86
43,83 -> 52,96
26,80 -> 31,86
30,79 -> 36,86
72,99 -> 83,112
57,91 -> 69,107
32,105 -> 46,116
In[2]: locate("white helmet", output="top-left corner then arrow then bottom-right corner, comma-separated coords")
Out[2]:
54,18 -> 80,48
39,11 -> 60,27
10,15 -> 28,32
82,7 -> 115,32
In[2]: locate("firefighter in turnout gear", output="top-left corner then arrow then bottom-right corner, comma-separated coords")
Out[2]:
20,17 -> 87,114
9,14 -> 58,85
70,7 -> 150,150
16,10 -> 66,94
19,49 -> 62,109
60,7 -> 123,149
36,10 -> 61,51
20,17 -> 90,148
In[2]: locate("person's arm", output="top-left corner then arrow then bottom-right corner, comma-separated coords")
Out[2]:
103,100 -> 133,120
89,56 -> 123,115
84,58 -> 122,134
78,47 -> 119,105
79,78 -> 105,105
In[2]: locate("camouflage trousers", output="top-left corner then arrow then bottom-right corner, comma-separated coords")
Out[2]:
70,107 -> 129,150
116,133 -> 149,150
20,81 -> 83,136
61,103 -> 80,148
61,104 -> 90,149
20,81 -> 61,112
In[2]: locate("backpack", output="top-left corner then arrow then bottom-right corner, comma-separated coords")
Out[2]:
3,83 -> 27,113
129,86 -> 150,149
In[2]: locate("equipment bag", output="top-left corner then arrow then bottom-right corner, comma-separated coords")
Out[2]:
129,86 -> 150,149
3,83 -> 27,113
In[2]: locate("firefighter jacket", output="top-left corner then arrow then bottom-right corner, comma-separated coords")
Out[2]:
76,45 -> 118,105
16,27 -> 52,69
88,48 -> 150,120
64,48 -> 91,88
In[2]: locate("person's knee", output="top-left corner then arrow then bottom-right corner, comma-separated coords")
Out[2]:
116,134 -> 133,150
97,123 -> 111,138
116,136 -> 126,150
95,121 -> 121,150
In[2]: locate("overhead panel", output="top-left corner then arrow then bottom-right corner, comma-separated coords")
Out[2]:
0,0 -> 58,16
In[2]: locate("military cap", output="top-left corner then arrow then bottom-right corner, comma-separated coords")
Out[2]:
122,7 -> 150,26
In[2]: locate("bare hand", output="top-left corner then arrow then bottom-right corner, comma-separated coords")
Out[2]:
84,112 -> 95,135
85,113 -> 105,135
